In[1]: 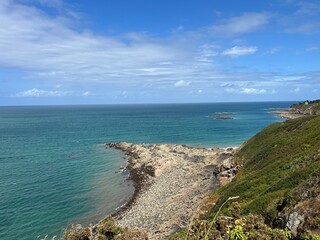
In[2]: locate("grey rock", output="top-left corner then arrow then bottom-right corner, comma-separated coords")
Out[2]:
286,211 -> 304,236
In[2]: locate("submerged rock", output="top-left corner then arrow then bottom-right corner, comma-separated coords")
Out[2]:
215,116 -> 233,120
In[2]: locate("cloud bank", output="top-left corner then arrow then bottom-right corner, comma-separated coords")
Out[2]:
15,88 -> 72,97
0,0 -> 318,103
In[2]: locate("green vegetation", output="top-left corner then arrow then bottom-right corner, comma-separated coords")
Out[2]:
170,115 -> 320,239
170,206 -> 295,240
63,216 -> 147,240
206,115 -> 320,238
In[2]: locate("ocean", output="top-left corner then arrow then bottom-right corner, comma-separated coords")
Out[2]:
0,102 -> 293,239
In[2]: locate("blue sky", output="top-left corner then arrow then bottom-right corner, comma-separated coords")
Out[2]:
0,0 -> 319,105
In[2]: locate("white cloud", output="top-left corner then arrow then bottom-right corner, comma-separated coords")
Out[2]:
0,0 -> 188,86
196,44 -> 220,62
0,1 -> 273,93
188,89 -> 203,95
275,75 -> 307,81
82,91 -> 92,96
15,88 -> 72,97
210,13 -> 270,36
241,88 -> 267,94
222,46 -> 258,57
226,87 -> 268,95
174,80 -> 191,87
290,87 -> 301,93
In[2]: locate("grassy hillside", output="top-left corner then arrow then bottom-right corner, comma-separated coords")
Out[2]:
208,115 -> 320,238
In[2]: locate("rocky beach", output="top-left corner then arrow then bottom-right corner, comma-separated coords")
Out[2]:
272,109 -> 306,119
106,142 -> 237,239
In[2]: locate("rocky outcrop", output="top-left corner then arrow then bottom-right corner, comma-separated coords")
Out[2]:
64,216 -> 148,240
214,116 -> 233,120
208,112 -> 235,120
286,211 -> 305,236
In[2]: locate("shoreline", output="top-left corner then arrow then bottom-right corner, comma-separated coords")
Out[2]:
108,142 -> 156,218
271,109 -> 306,119
106,142 -> 238,239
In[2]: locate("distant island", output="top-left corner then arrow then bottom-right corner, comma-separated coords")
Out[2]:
208,112 -> 235,120
64,100 -> 320,240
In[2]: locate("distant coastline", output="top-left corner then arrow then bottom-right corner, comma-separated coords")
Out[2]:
272,100 -> 320,119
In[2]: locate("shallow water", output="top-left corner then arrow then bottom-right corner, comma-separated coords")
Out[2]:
0,102 -> 293,239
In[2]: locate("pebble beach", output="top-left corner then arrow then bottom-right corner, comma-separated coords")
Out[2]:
107,142 -> 237,239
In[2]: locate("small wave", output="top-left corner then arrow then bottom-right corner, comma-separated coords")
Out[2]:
223,146 -> 239,150
115,202 -> 128,211
214,111 -> 235,115
265,108 -> 287,110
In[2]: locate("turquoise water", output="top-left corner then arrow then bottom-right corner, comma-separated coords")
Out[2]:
0,102 -> 293,239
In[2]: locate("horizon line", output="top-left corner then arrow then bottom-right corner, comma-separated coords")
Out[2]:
0,99 -> 304,107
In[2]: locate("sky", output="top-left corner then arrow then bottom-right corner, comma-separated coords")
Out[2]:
0,0 -> 319,105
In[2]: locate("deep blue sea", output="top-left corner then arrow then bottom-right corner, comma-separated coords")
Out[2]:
0,102 -> 293,239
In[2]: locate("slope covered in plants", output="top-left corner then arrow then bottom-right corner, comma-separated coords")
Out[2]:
208,115 -> 320,238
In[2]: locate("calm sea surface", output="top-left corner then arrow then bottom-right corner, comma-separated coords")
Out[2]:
0,102 -> 293,239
